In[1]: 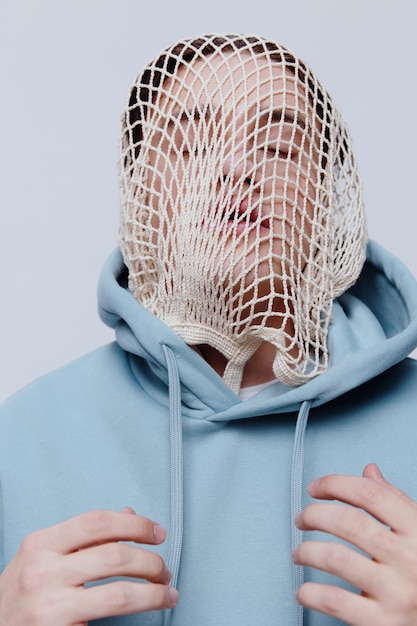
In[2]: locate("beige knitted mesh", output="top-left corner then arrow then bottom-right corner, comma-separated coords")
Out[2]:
119,34 -> 367,393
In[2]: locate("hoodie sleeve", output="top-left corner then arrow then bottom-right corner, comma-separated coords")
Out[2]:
0,480 -> 4,574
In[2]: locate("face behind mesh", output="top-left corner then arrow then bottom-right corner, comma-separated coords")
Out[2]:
119,34 -> 367,393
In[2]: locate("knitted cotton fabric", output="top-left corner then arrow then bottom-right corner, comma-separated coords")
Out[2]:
119,34 -> 367,393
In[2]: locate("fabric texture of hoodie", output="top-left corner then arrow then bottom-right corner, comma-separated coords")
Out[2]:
1,239 -> 417,625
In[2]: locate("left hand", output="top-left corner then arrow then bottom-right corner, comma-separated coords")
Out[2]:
293,463 -> 417,625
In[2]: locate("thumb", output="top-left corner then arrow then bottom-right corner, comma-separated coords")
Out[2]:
363,463 -> 416,507
121,506 -> 137,515
362,462 -> 386,484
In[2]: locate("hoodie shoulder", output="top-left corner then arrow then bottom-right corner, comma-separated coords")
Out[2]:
0,343 -> 134,423
323,356 -> 417,418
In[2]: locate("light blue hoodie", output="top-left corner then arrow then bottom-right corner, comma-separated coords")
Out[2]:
1,239 -> 417,625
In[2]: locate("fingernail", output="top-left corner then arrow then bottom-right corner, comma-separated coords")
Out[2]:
291,547 -> 299,563
153,524 -> 166,542
294,512 -> 302,528
307,478 -> 320,494
169,587 -> 179,607
164,568 -> 172,584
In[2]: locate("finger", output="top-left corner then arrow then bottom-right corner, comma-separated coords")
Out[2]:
308,474 -> 416,534
30,510 -> 166,553
72,581 -> 178,621
296,503 -> 394,562
363,463 -> 417,507
64,542 -> 171,586
121,506 -> 137,515
363,463 -> 386,484
296,581 -> 379,626
293,540 -> 389,597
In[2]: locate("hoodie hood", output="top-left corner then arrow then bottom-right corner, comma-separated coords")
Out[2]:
98,238 -> 417,418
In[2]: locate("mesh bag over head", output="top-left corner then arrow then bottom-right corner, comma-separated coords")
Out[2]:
119,34 -> 367,393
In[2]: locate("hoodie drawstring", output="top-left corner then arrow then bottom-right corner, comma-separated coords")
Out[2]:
162,345 -> 184,626
159,348 -> 312,626
291,399 -> 313,626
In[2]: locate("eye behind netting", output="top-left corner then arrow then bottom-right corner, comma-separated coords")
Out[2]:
266,145 -> 289,159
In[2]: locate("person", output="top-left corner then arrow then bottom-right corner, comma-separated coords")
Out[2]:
1,33 -> 417,626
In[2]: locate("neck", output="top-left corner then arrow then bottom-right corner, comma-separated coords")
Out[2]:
195,341 -> 277,388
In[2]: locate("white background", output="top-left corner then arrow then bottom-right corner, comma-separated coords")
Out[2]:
1,0 -> 416,402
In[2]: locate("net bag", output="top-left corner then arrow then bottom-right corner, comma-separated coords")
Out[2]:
119,34 -> 367,393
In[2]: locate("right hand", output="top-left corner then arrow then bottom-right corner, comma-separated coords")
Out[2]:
0,507 -> 178,625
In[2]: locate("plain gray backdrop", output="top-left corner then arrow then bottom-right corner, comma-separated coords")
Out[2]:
1,0 -> 416,402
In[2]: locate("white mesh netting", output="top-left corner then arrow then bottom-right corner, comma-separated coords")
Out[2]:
119,34 -> 367,393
